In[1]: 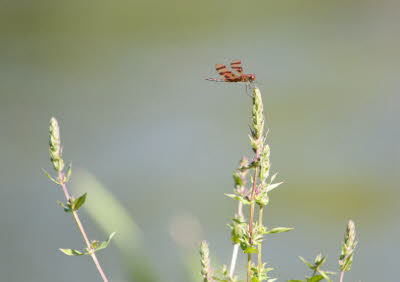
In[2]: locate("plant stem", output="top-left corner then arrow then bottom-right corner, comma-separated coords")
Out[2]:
58,171 -> 109,282
247,165 -> 259,282
339,271 -> 345,282
229,244 -> 239,279
229,201 -> 243,279
249,166 -> 259,244
247,253 -> 252,282
257,205 -> 264,274
311,269 -> 317,277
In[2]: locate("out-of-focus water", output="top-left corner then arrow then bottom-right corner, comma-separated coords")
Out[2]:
1,1 -> 399,281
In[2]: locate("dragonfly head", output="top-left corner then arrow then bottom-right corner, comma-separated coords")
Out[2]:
248,74 -> 256,82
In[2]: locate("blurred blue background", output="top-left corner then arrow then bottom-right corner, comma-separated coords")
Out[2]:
1,0 -> 399,281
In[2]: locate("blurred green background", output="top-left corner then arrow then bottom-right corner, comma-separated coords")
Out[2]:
1,0 -> 398,281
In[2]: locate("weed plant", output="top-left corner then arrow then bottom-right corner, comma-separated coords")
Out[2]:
199,87 -> 357,282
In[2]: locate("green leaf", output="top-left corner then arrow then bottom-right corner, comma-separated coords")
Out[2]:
42,169 -> 60,185
244,247 -> 258,254
71,193 -> 87,211
232,218 -> 242,224
266,182 -> 283,192
299,256 -> 314,269
64,164 -> 72,182
270,172 -> 278,183
306,275 -> 324,282
93,232 -> 116,252
265,227 -> 293,234
318,270 -> 331,282
225,193 -> 251,205
59,248 -> 87,256
233,172 -> 244,186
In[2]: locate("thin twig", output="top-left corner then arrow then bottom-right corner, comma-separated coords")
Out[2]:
249,166 -> 259,244
58,171 -> 109,282
340,271 -> 345,282
257,205 -> 264,274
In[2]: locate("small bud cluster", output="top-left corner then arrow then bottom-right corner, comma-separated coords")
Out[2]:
298,254 -> 335,282
339,220 -> 357,272
251,262 -> 276,282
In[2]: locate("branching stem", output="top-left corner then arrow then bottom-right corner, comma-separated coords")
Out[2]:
58,171 -> 109,282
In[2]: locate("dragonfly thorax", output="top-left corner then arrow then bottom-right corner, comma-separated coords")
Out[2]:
246,74 -> 256,82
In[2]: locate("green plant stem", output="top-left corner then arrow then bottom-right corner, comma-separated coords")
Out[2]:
229,201 -> 243,279
249,166 -> 259,244
248,165 -> 259,282
311,269 -> 317,277
247,253 -> 252,282
257,205 -> 264,275
58,171 -> 109,282
339,271 -> 345,282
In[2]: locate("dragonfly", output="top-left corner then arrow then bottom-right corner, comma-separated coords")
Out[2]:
206,60 -> 256,83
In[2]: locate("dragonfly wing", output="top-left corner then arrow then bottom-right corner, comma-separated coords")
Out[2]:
230,60 -> 243,74
215,64 -> 238,81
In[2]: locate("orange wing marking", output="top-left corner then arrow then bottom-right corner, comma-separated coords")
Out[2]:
215,64 -> 238,81
230,60 -> 243,74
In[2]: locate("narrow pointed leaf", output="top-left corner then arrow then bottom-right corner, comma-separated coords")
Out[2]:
265,227 -> 293,234
42,169 -> 60,185
93,232 -> 116,252
225,194 -> 251,205
59,248 -> 87,256
299,256 -> 314,269
306,275 -> 324,282
270,172 -> 278,183
71,193 -> 87,211
65,164 -> 72,182
318,270 -> 331,282
266,182 -> 283,192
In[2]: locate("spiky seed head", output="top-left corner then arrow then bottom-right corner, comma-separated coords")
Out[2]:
200,241 -> 213,281
314,253 -> 325,266
339,219 -> 357,272
49,117 -> 64,172
259,144 -> 271,184
250,87 -> 264,152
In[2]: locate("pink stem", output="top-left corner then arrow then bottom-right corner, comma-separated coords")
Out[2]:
58,172 -> 109,282
340,271 -> 345,282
